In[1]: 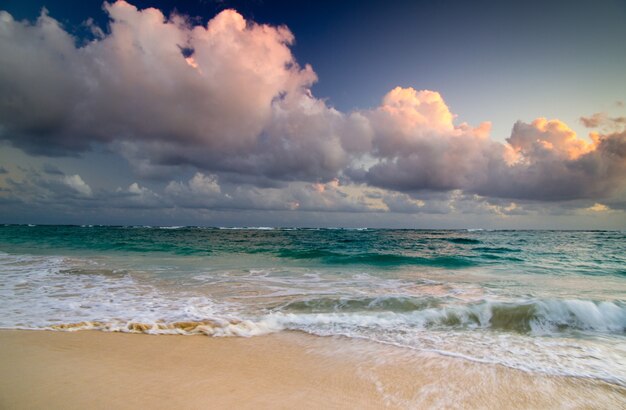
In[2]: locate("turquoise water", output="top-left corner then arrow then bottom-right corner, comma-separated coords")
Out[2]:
1,225 -> 625,385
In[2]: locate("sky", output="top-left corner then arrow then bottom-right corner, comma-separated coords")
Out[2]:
0,0 -> 625,228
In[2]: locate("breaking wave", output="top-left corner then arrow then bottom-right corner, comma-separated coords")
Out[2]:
267,297 -> 626,335
276,249 -> 476,267
47,319 -> 275,337
20,298 -> 626,338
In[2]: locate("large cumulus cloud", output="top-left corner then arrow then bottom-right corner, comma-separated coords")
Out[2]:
0,1 -> 348,181
1,1 -> 625,208
354,88 -> 626,201
354,87 -> 502,192
475,119 -> 626,200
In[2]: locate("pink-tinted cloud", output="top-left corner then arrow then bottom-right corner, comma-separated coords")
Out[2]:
0,2 -> 346,181
507,118 -> 593,161
475,119 -> 626,200
356,86 -> 503,192
0,1 -> 625,207
356,87 -> 626,201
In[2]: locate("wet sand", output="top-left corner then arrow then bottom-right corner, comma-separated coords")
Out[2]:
0,330 -> 624,409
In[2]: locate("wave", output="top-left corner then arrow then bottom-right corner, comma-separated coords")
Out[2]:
259,298 -> 626,386
1,253 -> 623,337
46,318 -> 274,337
267,297 -> 626,335
445,237 -> 481,244
276,249 -> 476,267
472,246 -> 522,253
218,226 -> 276,230
480,254 -> 524,262
276,296 -> 442,313
36,298 -> 625,338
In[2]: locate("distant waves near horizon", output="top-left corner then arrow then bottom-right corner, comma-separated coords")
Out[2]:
1,225 -> 625,386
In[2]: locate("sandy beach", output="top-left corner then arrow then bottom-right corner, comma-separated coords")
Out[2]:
2,0 -> 626,407
1,330 -> 624,409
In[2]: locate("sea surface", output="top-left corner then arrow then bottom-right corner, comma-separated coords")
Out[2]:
1,225 -> 625,386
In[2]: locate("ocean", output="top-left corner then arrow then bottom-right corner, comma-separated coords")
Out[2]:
1,225 -> 625,387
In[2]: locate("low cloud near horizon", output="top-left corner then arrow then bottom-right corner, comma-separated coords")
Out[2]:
0,1 -> 625,226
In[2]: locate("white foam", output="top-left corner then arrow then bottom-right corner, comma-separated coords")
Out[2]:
260,299 -> 626,334
1,251 -> 624,386
0,252 -> 235,330
532,299 -> 626,334
259,310 -> 626,386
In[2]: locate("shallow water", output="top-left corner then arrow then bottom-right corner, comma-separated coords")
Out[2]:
1,225 -> 625,385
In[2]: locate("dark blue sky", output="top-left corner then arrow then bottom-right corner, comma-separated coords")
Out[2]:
1,0 -> 625,227
4,0 -> 625,138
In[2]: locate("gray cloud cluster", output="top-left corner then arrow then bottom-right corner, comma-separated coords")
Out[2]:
1,1 -> 625,210
580,113 -> 626,129
3,168 -> 94,206
2,166 -> 377,214
164,173 -> 374,212
4,163 -> 624,230
3,166 -> 536,218
474,119 -> 626,200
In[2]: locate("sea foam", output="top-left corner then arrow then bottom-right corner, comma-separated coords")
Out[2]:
1,227 -> 626,387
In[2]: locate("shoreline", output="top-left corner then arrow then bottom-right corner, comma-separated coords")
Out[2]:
1,330 -> 624,409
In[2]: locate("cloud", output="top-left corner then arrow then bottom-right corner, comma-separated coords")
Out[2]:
507,118 -> 593,161
580,112 -> 626,130
380,190 -> 526,216
475,121 -> 626,200
292,179 -> 375,212
62,174 -> 92,197
0,1 -> 625,212
113,182 -> 162,208
586,203 -> 609,212
580,113 -> 606,128
0,2 -> 347,182
353,88 -> 626,202
1,164 -> 622,229
351,87 -> 491,191
42,163 -> 64,175
0,8 -> 101,155
164,172 -> 225,208
380,192 -> 426,213
164,172 -> 374,212
4,168 -> 93,203
353,87 -> 501,192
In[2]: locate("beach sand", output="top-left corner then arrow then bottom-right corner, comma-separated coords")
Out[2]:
0,330 -> 624,409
